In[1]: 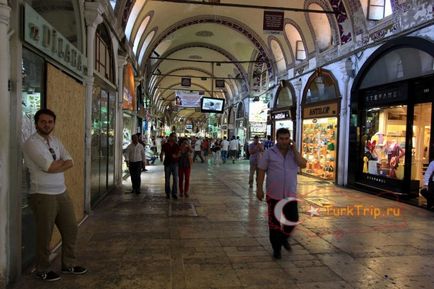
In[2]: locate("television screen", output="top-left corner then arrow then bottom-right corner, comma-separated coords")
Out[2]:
200,97 -> 225,113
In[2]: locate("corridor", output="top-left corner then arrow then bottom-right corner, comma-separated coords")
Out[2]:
11,161 -> 434,289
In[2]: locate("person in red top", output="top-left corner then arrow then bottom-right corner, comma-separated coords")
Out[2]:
160,132 -> 180,199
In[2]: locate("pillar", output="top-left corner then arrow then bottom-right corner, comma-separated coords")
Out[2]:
84,2 -> 103,213
0,1 -> 11,287
116,55 -> 127,185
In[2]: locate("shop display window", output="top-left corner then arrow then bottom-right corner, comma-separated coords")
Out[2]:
302,117 -> 337,180
21,49 -> 44,207
362,106 -> 407,180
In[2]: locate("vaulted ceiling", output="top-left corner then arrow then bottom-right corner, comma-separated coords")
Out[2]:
110,0 -> 376,120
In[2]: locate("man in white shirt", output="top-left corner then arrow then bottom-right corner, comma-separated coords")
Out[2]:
23,109 -> 87,281
125,134 -> 146,194
221,136 -> 229,163
229,136 -> 239,164
193,136 -> 204,163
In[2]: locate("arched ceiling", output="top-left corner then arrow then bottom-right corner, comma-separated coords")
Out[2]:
113,0 -> 368,120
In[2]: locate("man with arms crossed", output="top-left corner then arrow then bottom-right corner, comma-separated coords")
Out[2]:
23,109 -> 87,281
256,128 -> 307,259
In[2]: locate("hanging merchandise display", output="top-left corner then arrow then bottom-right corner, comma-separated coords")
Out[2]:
301,102 -> 339,181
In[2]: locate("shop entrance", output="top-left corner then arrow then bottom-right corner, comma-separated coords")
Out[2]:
411,103 -> 431,184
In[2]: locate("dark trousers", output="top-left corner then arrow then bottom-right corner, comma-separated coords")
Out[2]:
164,163 -> 178,196
266,196 -> 299,253
29,192 -> 78,271
129,161 -> 142,192
179,167 -> 191,194
193,151 -> 204,162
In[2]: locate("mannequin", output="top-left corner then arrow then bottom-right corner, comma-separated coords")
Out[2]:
387,140 -> 404,178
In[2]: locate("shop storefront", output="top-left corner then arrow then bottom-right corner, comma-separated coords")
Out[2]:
270,80 -> 296,140
349,37 -> 434,197
235,101 -> 247,143
249,97 -> 268,138
301,70 -> 340,181
90,24 -> 117,206
20,3 -> 87,268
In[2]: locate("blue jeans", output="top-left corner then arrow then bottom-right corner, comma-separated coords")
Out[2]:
221,150 -> 228,163
164,163 -> 178,196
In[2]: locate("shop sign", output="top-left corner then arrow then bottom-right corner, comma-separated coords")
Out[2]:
24,3 -> 87,78
303,103 -> 338,119
250,122 -> 267,133
263,11 -> 284,34
271,111 -> 290,120
364,86 -> 406,107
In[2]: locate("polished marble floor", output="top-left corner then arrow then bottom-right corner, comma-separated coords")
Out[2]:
11,160 -> 434,289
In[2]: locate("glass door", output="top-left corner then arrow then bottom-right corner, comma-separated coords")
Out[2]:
21,49 -> 45,268
411,103 -> 431,185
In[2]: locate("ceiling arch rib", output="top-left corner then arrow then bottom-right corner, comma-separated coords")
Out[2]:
307,3 -> 334,52
284,19 -> 309,63
141,15 -> 275,76
269,37 -> 288,76
150,42 -> 249,84
132,15 -> 152,54
138,29 -> 157,64
151,67 -> 215,99
125,0 -> 147,40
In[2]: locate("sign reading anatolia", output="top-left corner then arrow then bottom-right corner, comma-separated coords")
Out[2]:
303,102 -> 338,119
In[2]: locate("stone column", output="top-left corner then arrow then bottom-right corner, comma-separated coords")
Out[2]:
0,1 -> 11,287
116,55 -> 127,185
84,2 -> 103,213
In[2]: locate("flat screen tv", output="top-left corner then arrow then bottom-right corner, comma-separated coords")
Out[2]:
200,97 -> 225,113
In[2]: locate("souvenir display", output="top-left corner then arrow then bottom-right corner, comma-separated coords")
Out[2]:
302,117 -> 337,180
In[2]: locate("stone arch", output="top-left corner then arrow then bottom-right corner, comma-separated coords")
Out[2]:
283,19 -> 310,61
304,0 -> 339,51
142,15 -> 276,76
268,36 -> 288,76
149,42 -> 249,83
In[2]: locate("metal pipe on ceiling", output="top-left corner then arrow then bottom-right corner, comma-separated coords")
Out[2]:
151,0 -> 336,14
152,73 -> 243,80
149,56 -> 264,64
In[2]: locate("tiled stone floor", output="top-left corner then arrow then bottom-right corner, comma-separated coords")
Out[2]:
11,160 -> 434,289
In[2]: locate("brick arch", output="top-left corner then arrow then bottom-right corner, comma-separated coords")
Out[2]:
142,15 -> 276,76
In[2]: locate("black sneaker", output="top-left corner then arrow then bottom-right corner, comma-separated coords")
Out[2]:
272,250 -> 282,260
282,241 -> 292,251
61,266 -> 87,275
172,194 -> 178,200
35,271 -> 61,281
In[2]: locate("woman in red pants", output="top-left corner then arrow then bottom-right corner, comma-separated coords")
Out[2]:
178,138 -> 193,197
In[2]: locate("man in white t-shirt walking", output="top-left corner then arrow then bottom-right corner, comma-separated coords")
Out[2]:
229,136 -> 239,164
193,136 -> 204,163
220,136 -> 229,163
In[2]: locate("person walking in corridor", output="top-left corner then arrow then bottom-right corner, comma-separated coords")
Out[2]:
125,134 -> 147,194
229,136 -> 239,164
193,136 -> 204,163
161,132 -> 180,199
248,135 -> 264,188
178,138 -> 193,197
23,109 -> 87,281
221,136 -> 229,163
256,128 -> 307,259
